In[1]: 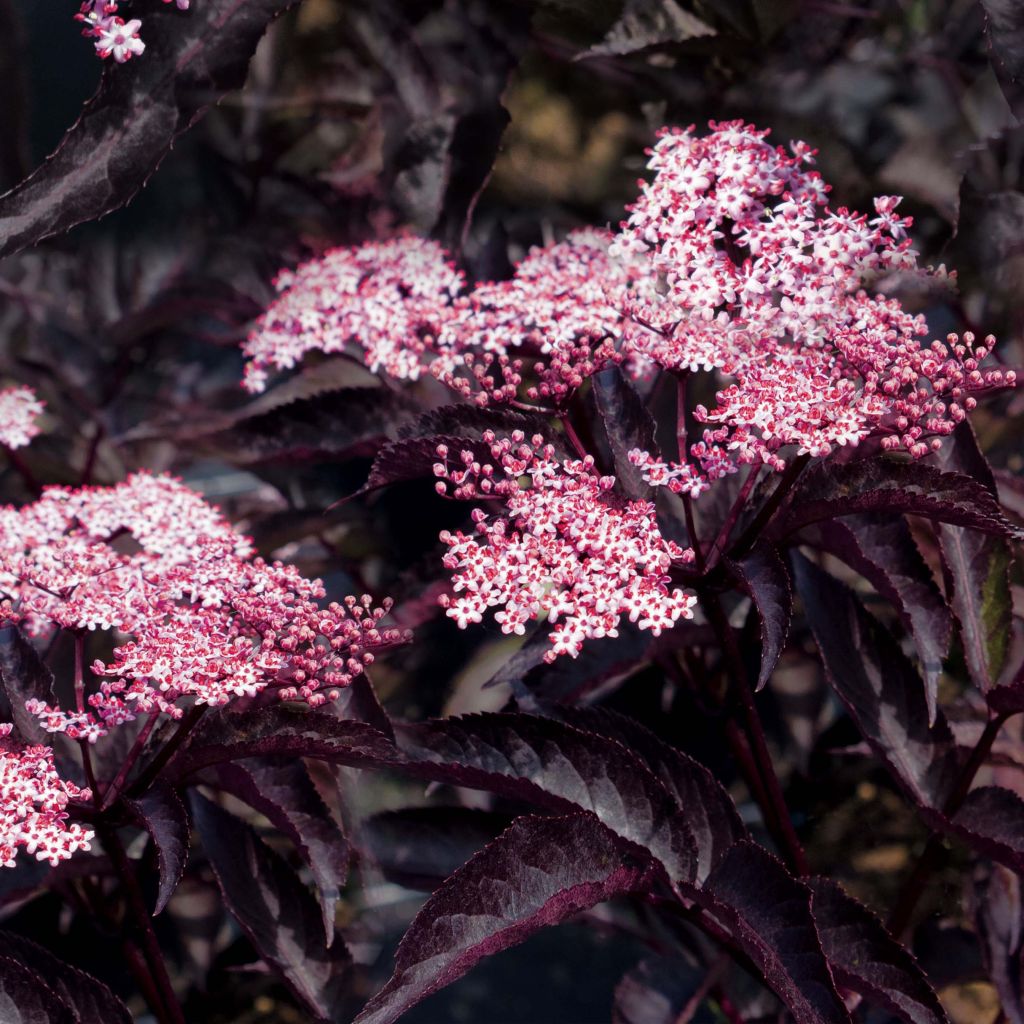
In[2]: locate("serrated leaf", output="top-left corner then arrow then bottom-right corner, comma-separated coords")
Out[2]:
579,0 -> 715,58
774,458 -> 1020,540
395,713 -> 698,884
732,544 -> 792,691
612,954 -> 708,1024
397,404 -> 556,445
552,706 -> 745,882
215,388 -> 420,465
0,624 -> 55,745
0,955 -> 75,1024
935,423 -> 1012,696
690,841 -> 850,1024
125,784 -> 189,916
213,757 -> 351,942
972,862 -> 1024,1024
937,785 -> 1024,874
363,807 -> 509,890
816,514 -> 951,723
591,365 -> 658,500
791,552 -> 960,809
169,705 -> 398,782
807,877 -> 948,1024
982,0 -> 1024,118
190,793 -> 352,1022
0,932 -> 133,1024
0,0 -> 298,258
354,813 -> 651,1024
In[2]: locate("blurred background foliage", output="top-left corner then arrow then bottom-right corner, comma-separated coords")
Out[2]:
2,1 -> 1024,1020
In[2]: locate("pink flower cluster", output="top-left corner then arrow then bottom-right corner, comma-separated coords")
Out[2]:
242,237 -> 465,393
0,474 -> 404,743
0,724 -> 94,868
0,387 -> 44,450
612,122 -> 1014,470
431,229 -> 655,407
76,0 -> 189,62
436,432 -> 695,661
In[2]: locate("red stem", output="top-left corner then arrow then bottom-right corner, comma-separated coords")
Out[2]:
101,712 -> 159,811
128,704 -> 206,797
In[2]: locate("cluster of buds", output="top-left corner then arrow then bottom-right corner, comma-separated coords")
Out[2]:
435,432 -> 695,661
75,0 -> 190,63
0,474 -> 404,746
0,724 -> 94,868
0,387 -> 44,450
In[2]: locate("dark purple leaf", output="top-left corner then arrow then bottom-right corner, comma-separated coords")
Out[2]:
357,435 -> 488,496
611,954 -> 707,1024
807,877 -> 948,1024
213,757 -> 351,942
773,458 -> 1020,540
0,623 -> 55,744
816,514 -> 951,722
190,793 -> 352,1022
362,807 -> 509,890
125,783 -> 189,916
972,862 -> 1024,1024
170,705 -> 398,781
552,706 -> 745,882
936,785 -> 1024,874
353,813 -> 652,1024
982,0 -> 1024,118
0,955 -> 75,1024
579,0 -> 715,58
397,404 -> 556,445
0,933 -> 132,1024
791,552 -> 960,809
215,388 -> 420,465
392,114 -> 455,233
691,841 -> 850,1024
731,544 -> 792,692
0,0 -> 299,258
935,423 -> 1012,697
329,674 -> 395,741
591,366 -> 658,500
395,712 -> 698,883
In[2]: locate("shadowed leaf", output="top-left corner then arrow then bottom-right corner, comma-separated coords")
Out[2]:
937,785 -> 1024,874
935,423 -> 1012,696
775,458 -> 1020,539
354,813 -> 651,1024
982,0 -> 1024,117
363,807 -> 509,890
972,862 -> 1024,1024
612,954 -> 708,1024
816,514 -> 951,722
591,365 -> 658,500
690,841 -> 850,1024
191,793 -> 352,1022
0,954 -> 75,1024
791,552 -> 960,809
395,712 -> 698,883
0,0 -> 299,258
807,878 -> 948,1024
126,783 -> 189,915
0,932 -> 133,1024
732,544 -> 792,691
580,0 -> 715,58
0,624 -> 56,744
213,757 -> 351,942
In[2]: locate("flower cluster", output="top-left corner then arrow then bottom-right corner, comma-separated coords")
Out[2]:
431,229 -> 656,407
75,0 -> 190,62
0,474 -> 404,743
242,237 -> 465,393
436,432 -> 695,661
0,387 -> 44,450
0,725 -> 94,868
612,121 -> 1014,470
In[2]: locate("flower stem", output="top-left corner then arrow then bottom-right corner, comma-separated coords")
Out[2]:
702,588 -> 809,875
128,704 -> 206,797
728,453 -> 809,561
101,712 -> 159,811
887,711 -> 1011,936
100,823 -> 186,1024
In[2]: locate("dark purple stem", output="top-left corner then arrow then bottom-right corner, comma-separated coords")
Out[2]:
128,704 -> 206,797
728,453 -> 810,561
888,711 -> 1011,936
101,712 -> 159,811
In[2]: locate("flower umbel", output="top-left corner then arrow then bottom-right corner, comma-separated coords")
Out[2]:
436,432 -> 696,661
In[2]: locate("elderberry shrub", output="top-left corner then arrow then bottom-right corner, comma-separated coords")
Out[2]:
0,2 -> 1022,1022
